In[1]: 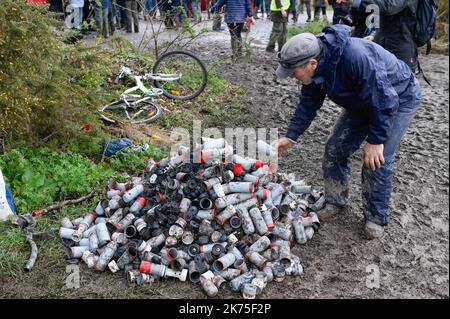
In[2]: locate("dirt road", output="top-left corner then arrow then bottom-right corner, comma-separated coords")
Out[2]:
1,16 -> 448,299
192,23 -> 449,298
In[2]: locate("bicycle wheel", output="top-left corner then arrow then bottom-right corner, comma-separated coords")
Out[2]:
99,99 -> 162,124
152,51 -> 208,101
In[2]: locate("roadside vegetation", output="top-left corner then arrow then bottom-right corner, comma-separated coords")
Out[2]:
0,1 -> 244,276
288,21 -> 330,39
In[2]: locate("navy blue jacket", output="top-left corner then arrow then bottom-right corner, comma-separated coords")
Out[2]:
211,0 -> 253,24
286,25 -> 419,145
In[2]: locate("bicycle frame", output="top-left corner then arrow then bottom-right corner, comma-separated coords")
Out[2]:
119,65 -> 182,96
121,75 -> 163,99
119,68 -> 182,102
146,73 -> 182,82
101,62 -> 189,122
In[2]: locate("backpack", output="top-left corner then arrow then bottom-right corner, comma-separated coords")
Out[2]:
415,0 -> 438,54
101,138 -> 134,157
100,138 -> 149,157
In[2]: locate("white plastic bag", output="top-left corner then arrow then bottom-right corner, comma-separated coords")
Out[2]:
0,169 -> 16,221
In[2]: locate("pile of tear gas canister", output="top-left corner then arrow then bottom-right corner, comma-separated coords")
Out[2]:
58,137 -> 325,299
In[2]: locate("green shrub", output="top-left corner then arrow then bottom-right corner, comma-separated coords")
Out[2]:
0,1 -> 114,144
288,21 -> 330,39
0,148 -> 112,213
0,144 -> 168,213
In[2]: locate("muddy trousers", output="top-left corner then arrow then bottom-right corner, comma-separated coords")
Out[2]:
298,0 -> 311,20
125,0 -> 139,32
228,23 -> 244,56
314,6 -> 326,20
183,0 -> 201,21
289,0 -> 297,16
255,0 -> 270,13
95,7 -> 110,38
267,22 -> 288,51
322,79 -> 422,226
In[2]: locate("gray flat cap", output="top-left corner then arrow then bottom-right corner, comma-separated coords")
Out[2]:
276,33 -> 322,79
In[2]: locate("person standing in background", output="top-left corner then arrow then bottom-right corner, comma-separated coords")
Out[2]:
329,0 -> 345,24
313,0 -> 327,21
94,0 -> 111,38
264,0 -> 271,18
69,0 -> 85,28
254,0 -> 262,19
336,0 -> 420,72
183,0 -> 202,22
48,0 -> 65,19
266,0 -> 290,53
124,0 -> 139,32
288,0 -> 297,22
144,0 -> 155,20
298,0 -> 312,22
211,0 -> 254,58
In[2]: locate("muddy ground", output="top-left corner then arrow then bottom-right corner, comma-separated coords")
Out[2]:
1,16 -> 448,299
203,50 -> 449,299
193,38 -> 449,299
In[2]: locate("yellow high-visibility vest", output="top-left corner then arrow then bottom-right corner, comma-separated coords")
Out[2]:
271,0 -> 290,11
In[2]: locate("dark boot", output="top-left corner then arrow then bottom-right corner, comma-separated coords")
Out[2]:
231,37 -> 238,57
314,9 -> 320,21
150,8 -> 157,19
213,14 -> 221,30
110,21 -> 115,35
237,39 -> 243,55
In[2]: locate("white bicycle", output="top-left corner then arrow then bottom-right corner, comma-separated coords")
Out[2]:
100,51 -> 208,124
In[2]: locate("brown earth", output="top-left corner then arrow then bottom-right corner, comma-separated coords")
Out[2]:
193,45 -> 449,299
1,19 -> 448,299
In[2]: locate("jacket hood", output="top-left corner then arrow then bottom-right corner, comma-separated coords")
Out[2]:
313,25 -> 352,84
319,24 -> 352,65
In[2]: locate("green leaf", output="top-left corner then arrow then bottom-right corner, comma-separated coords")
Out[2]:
22,169 -> 33,183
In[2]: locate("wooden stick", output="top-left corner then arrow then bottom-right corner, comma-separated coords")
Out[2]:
32,192 -> 95,217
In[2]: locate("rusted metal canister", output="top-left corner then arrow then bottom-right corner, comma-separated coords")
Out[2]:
249,207 -> 268,235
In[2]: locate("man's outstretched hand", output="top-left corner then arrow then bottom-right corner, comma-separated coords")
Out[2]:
273,138 -> 383,169
363,142 -> 385,171
271,137 -> 294,156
